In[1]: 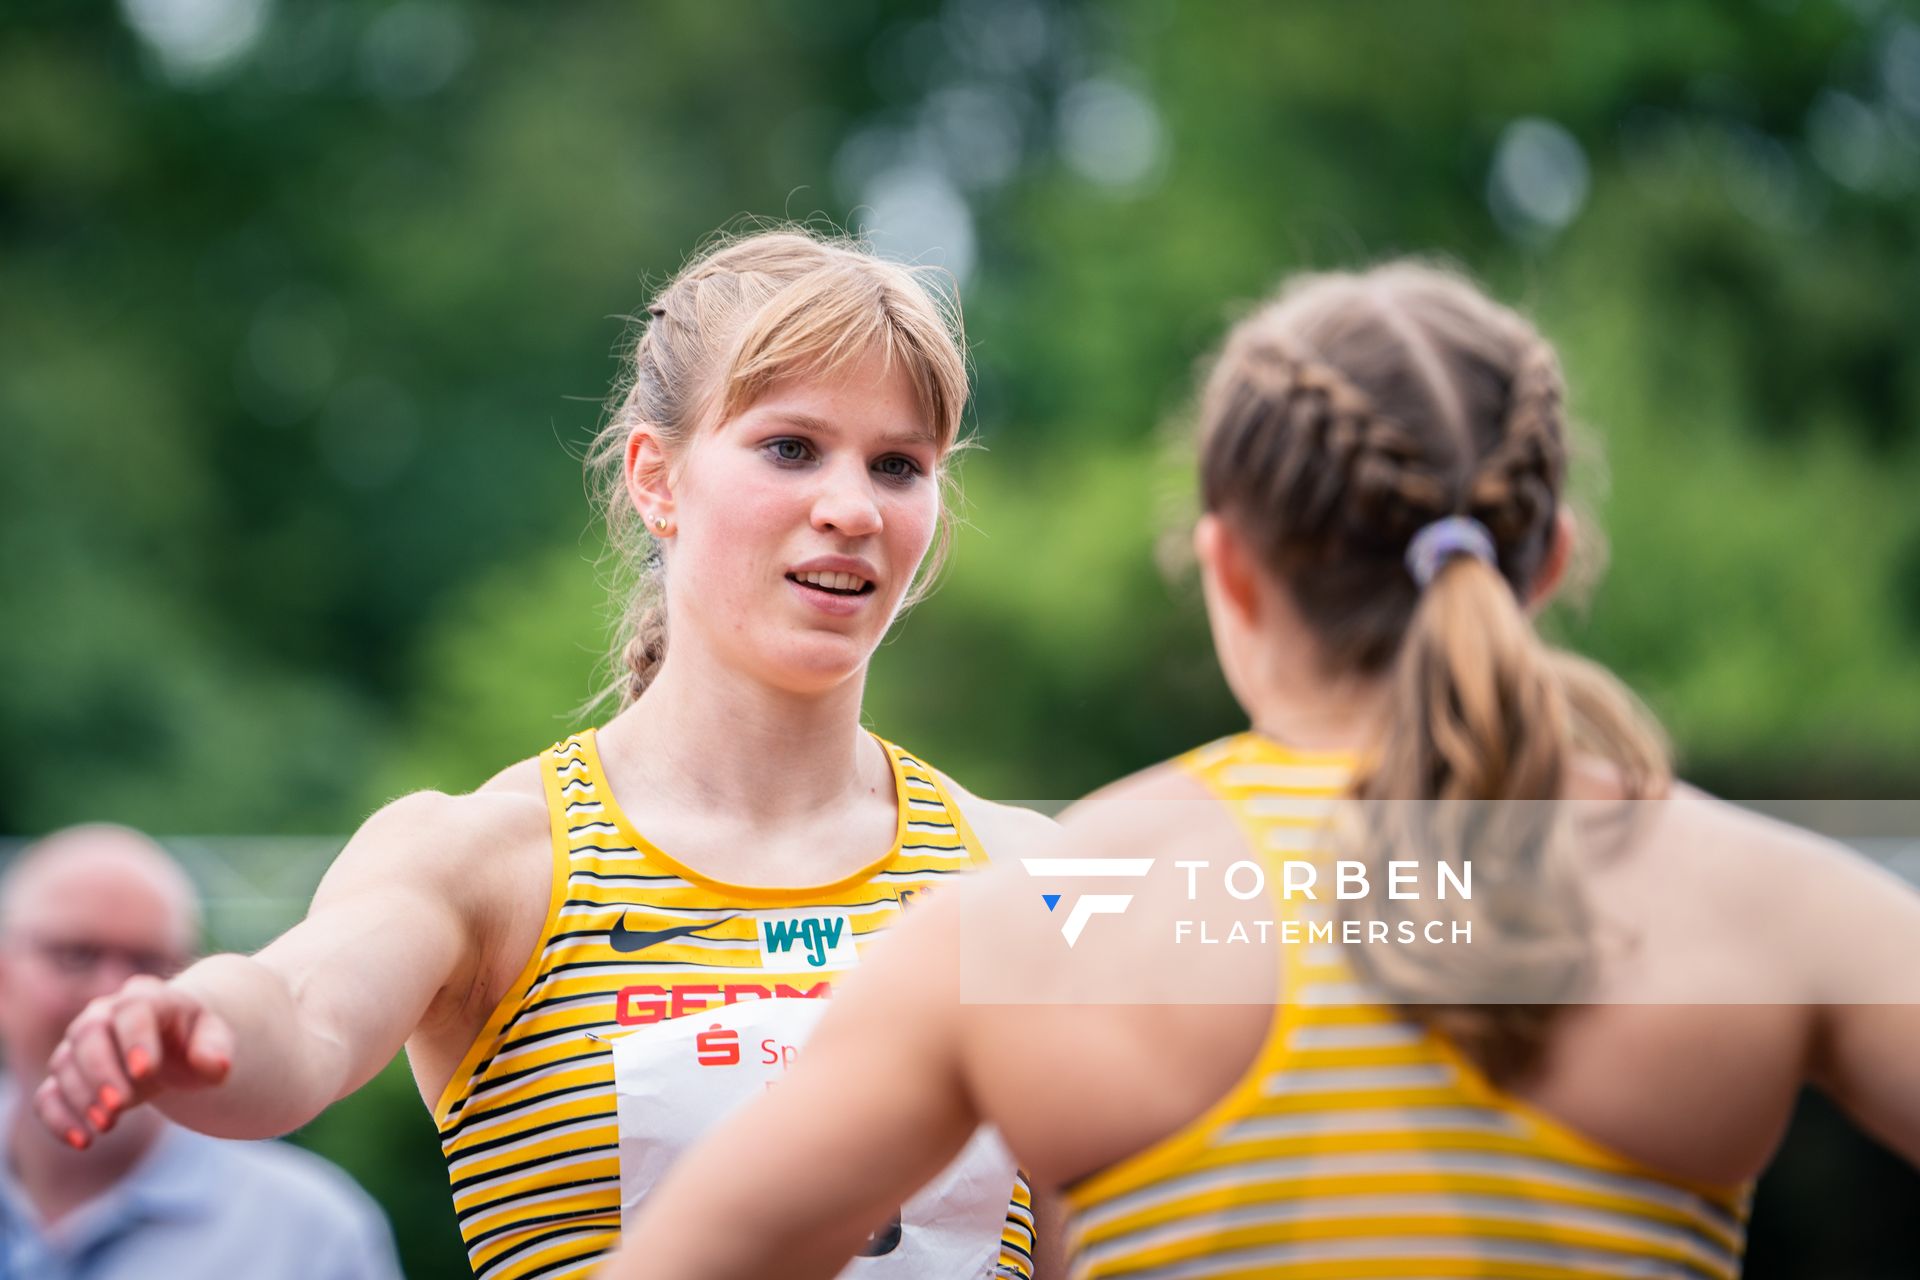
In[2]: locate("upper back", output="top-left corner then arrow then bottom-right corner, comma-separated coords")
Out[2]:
962,734 -> 1874,1279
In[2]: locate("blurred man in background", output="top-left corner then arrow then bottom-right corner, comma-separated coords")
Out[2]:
0,825 -> 403,1279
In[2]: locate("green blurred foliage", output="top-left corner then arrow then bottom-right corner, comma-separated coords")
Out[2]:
5,0 -> 1919,1274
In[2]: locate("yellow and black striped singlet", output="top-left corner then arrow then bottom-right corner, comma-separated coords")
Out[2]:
434,730 -> 1036,1279
1064,732 -> 1751,1280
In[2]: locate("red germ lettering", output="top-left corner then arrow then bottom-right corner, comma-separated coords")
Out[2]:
615,985 -> 666,1025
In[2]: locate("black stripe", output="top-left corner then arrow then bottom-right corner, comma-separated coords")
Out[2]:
561,884 -> 906,910
998,1238 -> 1035,1270
449,1141 -> 620,1196
566,869 -> 680,884
514,992 -> 619,1024
545,956 -> 747,977
443,1083 -> 612,1146
540,926 -> 749,951
457,1174 -> 620,1227
464,1046 -> 607,1104
507,1239 -> 618,1280
564,845 -> 653,859
495,1016 -> 608,1060
468,1205 -> 615,1250
475,1223 -> 613,1278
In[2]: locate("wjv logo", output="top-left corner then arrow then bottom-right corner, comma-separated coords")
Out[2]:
1020,858 -> 1155,946
758,912 -> 858,970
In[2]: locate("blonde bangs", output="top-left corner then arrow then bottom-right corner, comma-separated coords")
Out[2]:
717,260 -> 968,451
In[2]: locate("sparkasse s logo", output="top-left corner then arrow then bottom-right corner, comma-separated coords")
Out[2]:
695,1025 -> 740,1066
1020,858 -> 1155,945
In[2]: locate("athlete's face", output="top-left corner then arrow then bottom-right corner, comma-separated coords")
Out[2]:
643,347 -> 942,694
0,836 -> 195,1084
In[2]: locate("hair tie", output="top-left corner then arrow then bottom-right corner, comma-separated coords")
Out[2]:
1405,515 -> 1496,588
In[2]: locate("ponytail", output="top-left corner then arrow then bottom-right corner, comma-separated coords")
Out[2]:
1194,261 -> 1671,1084
1341,546 -> 1668,1084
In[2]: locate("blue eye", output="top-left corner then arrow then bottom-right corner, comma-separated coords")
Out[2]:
875,455 -> 922,483
766,438 -> 814,464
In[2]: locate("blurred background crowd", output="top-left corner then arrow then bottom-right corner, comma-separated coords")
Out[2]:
4,0 -> 1917,1274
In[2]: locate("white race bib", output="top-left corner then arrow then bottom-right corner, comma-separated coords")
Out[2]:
612,997 -> 1019,1278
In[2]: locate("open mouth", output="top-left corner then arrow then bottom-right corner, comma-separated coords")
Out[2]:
786,570 -> 876,597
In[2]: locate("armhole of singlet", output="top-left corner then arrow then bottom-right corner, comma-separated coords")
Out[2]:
921,760 -> 992,869
1421,1019 -> 1752,1208
1063,747 -> 1306,1211
430,741 -> 575,1127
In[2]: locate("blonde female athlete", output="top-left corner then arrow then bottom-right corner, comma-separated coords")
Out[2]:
605,261 -> 1920,1280
33,228 -> 1054,1279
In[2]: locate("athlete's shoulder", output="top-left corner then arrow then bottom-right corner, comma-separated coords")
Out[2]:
1056,758 -> 1227,853
327,753 -> 551,900
1660,780 -> 1910,908
929,768 -> 1059,861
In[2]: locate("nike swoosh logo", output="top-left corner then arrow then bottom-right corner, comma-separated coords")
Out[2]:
608,914 -> 737,954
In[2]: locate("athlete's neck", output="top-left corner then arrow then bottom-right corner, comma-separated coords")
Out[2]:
6,1077 -> 165,1226
1240,650 -> 1391,755
598,648 -> 880,825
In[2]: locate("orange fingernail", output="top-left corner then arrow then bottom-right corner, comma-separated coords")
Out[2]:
66,1129 -> 87,1149
99,1085 -> 122,1110
127,1048 -> 151,1078
87,1106 -> 108,1131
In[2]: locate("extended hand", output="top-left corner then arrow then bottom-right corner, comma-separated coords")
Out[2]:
34,974 -> 235,1149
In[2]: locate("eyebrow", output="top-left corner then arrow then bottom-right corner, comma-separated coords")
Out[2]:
759,411 -> 938,449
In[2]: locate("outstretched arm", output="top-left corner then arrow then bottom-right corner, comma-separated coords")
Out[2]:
1801,836 -> 1920,1164
34,789 -> 515,1144
603,891 -> 981,1279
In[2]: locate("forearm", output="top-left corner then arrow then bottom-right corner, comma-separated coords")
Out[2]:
158,953 -> 355,1137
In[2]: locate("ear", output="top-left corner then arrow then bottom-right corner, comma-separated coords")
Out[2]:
1194,514 -> 1262,629
1526,506 -> 1576,610
624,426 -> 676,532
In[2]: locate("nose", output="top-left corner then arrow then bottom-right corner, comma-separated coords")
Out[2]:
810,458 -> 882,539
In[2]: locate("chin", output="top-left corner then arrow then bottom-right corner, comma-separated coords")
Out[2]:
757,632 -> 873,695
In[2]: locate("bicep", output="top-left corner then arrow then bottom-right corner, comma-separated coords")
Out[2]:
1801,841 -> 1920,1163
1812,1004 -> 1920,1165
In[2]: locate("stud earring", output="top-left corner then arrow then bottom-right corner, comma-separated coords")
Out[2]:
651,516 -> 669,533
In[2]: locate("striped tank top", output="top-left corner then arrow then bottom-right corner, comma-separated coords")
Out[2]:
1063,732 -> 1751,1280
434,730 -> 1036,1280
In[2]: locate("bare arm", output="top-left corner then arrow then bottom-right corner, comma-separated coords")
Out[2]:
1800,837 -> 1920,1164
604,892 -> 981,1279
35,789 -> 520,1144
